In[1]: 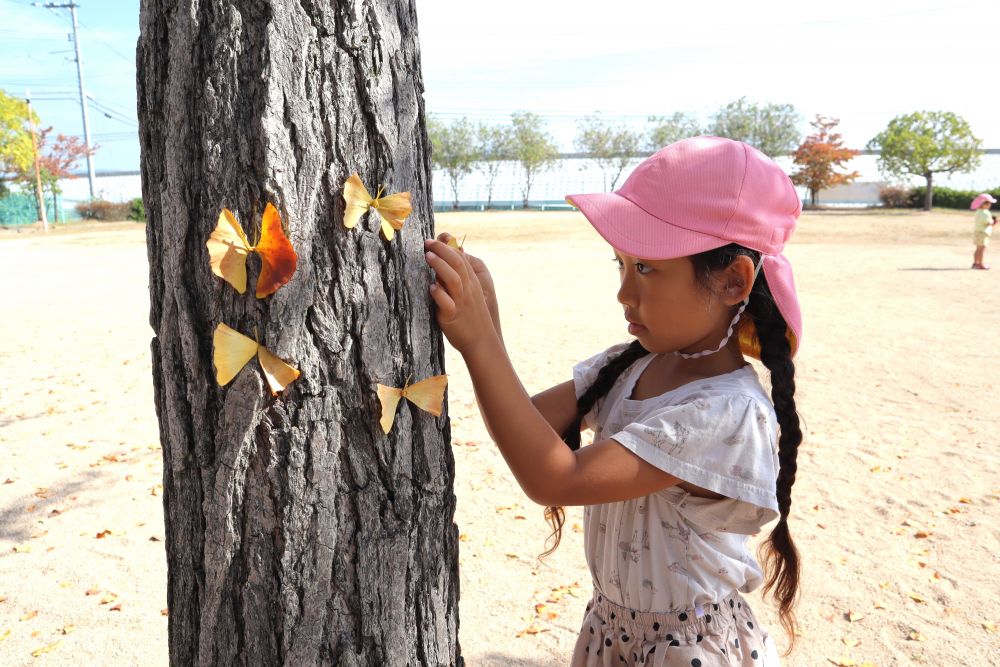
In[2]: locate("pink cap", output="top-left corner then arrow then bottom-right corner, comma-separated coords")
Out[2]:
970,193 -> 997,210
567,136 -> 803,358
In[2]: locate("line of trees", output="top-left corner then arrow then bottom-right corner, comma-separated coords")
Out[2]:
427,98 -> 807,208
428,100 -> 987,211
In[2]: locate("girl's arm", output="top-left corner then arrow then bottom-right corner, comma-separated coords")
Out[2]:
425,235 -> 680,506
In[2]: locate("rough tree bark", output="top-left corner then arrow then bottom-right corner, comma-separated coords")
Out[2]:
136,1 -> 461,665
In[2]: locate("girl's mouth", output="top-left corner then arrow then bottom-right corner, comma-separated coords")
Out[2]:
627,321 -> 646,335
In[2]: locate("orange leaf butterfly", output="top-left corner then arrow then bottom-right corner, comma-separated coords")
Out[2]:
213,323 -> 301,395
207,203 -> 298,298
376,375 -> 447,434
446,235 -> 467,252
343,173 -> 412,241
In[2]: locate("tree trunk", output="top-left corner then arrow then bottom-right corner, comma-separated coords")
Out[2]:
136,2 -> 461,666
924,172 -> 934,211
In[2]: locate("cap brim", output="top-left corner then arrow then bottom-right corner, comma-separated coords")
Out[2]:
567,192 -> 730,260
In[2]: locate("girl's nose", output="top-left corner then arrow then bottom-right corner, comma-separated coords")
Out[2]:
617,276 -> 636,307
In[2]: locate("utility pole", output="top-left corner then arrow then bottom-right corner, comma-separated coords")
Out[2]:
25,90 -> 49,233
37,1 -> 96,199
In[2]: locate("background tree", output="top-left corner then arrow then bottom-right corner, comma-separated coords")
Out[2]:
474,122 -> 512,209
646,112 -> 702,151
16,128 -> 97,221
427,115 -> 477,210
575,113 -> 641,191
137,2 -> 460,665
0,90 -> 36,186
867,110 -> 982,211
709,97 -> 801,157
791,115 -> 860,207
510,111 -> 557,208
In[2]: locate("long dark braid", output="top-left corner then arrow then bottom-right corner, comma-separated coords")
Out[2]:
692,244 -> 802,649
541,339 -> 647,556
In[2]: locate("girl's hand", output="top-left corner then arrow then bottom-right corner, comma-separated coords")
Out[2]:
424,234 -> 499,355
463,247 -> 501,335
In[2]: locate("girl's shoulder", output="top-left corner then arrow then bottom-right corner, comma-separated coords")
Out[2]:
658,364 -> 772,410
631,366 -> 777,438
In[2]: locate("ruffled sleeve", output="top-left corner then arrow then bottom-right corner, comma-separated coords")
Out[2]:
571,342 -> 633,431
610,393 -> 780,534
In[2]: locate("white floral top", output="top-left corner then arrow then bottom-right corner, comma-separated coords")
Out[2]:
573,343 -> 780,613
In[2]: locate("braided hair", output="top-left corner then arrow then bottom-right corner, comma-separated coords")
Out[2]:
543,243 -> 802,648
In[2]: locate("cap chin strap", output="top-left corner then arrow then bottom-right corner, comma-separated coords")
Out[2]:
674,255 -> 765,360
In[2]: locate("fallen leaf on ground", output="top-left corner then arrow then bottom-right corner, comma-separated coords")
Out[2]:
149,536 -> 162,542
827,658 -> 856,666
59,624 -> 76,635
20,610 -> 38,621
3,478 -> 15,484
12,544 -> 32,553
109,603 -> 122,612
95,530 -> 112,539
99,594 -> 117,605
161,608 -> 169,616
983,622 -> 997,633
30,640 -> 62,657
515,622 -> 549,638
0,629 -> 10,641
85,588 -> 100,596
913,531 -> 931,539
908,593 -> 926,603
458,534 -> 469,542
908,631 -> 926,641
59,581 -> 73,589
841,637 -> 860,647
847,610 -> 864,622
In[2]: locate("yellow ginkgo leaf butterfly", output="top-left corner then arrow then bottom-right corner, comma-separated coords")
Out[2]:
206,203 -> 298,298
376,375 -> 448,434
343,173 -> 412,241
213,323 -> 301,396
446,235 -> 467,252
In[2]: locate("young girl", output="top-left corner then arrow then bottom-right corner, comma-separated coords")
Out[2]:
424,136 -> 803,666
971,193 -> 997,270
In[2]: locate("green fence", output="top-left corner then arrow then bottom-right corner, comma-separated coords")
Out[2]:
0,192 -> 64,227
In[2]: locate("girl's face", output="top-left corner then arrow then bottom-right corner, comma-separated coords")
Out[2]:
613,250 -> 747,355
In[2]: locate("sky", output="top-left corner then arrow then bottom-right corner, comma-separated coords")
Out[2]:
2,0 -> 998,174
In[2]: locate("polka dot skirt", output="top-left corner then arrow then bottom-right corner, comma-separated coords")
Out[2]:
570,590 -> 780,666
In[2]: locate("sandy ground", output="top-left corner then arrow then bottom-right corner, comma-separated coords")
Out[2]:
1,209 -> 998,666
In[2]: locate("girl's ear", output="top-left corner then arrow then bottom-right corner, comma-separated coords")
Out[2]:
722,255 -> 755,306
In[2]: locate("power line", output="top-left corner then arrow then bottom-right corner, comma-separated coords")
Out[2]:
77,17 -> 133,64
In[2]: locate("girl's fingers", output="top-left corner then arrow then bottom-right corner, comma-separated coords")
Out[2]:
425,251 -> 464,299
424,238 -> 469,280
429,283 -> 456,319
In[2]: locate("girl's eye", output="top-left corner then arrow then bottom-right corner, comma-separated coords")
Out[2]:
635,262 -> 651,274
613,257 -> 624,270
